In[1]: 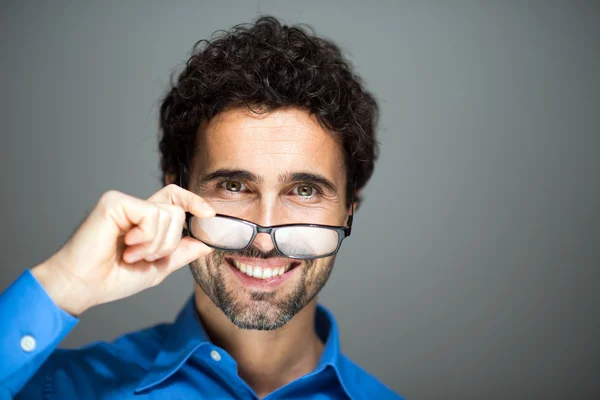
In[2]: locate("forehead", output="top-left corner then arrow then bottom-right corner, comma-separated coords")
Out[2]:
193,107 -> 346,182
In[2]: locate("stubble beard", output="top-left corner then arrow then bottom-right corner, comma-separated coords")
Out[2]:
189,247 -> 335,331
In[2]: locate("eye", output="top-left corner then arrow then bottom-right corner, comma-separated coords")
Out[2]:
295,184 -> 315,197
223,181 -> 244,192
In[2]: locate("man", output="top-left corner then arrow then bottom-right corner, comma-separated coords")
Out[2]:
0,16 -> 403,399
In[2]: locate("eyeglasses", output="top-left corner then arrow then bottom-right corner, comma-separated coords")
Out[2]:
178,162 -> 355,259
185,212 -> 353,260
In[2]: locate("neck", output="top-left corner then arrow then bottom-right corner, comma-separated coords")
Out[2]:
193,288 -> 325,398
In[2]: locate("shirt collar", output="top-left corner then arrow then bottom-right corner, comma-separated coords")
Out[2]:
135,296 -> 356,398
134,296 -> 210,393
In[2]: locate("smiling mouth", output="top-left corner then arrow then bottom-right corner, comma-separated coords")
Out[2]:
228,258 -> 300,280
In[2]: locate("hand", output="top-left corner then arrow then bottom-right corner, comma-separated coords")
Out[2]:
31,184 -> 215,316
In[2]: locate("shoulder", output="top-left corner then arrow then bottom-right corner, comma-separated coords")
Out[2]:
337,354 -> 406,400
53,322 -> 169,370
18,323 -> 170,399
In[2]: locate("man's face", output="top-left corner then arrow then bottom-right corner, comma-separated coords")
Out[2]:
187,106 -> 349,330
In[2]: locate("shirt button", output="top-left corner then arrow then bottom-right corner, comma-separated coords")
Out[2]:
210,349 -> 221,361
20,335 -> 36,352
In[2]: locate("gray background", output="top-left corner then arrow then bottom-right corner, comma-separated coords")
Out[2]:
1,1 -> 599,399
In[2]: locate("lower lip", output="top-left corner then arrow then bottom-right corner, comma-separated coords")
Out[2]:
226,259 -> 300,289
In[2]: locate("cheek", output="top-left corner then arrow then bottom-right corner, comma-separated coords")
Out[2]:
191,251 -> 224,274
305,256 -> 335,278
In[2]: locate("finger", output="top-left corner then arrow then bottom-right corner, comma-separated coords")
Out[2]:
124,226 -> 145,246
119,206 -> 161,263
123,203 -> 176,247
151,205 -> 186,260
123,238 -> 213,284
147,184 -> 215,218
99,190 -> 161,234
122,243 -> 151,264
123,204 -> 185,263
143,207 -> 172,259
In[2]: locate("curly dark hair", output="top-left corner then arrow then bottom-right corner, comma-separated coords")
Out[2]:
158,16 -> 379,207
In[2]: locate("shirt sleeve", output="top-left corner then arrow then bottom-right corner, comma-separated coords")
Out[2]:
0,270 -> 78,398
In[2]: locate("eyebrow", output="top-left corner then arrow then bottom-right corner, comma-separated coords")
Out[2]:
197,169 -> 263,188
196,169 -> 338,194
278,171 -> 338,194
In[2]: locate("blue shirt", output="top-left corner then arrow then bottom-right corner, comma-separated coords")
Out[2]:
0,270 -> 403,399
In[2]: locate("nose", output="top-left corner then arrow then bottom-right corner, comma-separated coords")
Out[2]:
246,201 -> 279,254
251,231 -> 276,253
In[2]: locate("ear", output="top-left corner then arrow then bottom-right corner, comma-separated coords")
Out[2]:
348,190 -> 360,214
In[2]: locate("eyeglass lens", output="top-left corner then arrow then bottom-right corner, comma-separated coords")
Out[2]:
189,216 -> 340,257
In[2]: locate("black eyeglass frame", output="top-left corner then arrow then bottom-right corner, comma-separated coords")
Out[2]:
185,211 -> 353,260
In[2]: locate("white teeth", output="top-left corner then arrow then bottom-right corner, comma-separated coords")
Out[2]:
232,260 -> 292,280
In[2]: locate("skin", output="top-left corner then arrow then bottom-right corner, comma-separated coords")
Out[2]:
166,106 -> 352,397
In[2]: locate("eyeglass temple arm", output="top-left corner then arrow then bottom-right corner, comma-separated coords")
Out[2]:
346,182 -> 356,236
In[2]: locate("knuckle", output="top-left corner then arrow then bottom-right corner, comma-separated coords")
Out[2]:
99,190 -> 121,207
148,207 -> 161,221
97,190 -> 124,216
165,183 -> 180,193
143,209 -> 161,237
159,208 -> 173,224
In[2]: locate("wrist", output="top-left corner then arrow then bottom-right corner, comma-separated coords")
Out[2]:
31,260 -> 93,317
